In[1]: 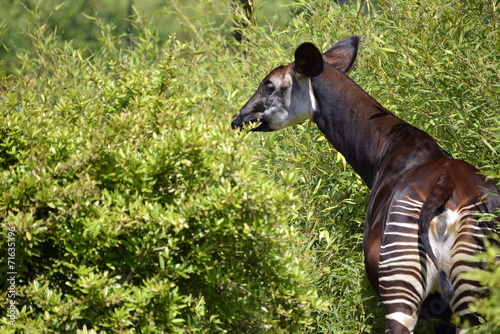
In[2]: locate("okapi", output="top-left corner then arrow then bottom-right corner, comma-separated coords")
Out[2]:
231,36 -> 500,333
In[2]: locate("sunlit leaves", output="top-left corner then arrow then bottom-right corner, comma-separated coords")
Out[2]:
0,12 -> 324,333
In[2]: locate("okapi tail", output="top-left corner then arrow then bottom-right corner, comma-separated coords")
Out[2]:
418,169 -> 455,304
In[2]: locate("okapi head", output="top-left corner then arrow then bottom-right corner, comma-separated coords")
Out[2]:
231,36 -> 359,131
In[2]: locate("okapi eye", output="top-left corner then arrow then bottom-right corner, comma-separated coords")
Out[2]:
266,83 -> 275,94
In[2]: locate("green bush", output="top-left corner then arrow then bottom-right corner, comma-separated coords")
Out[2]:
0,14 -> 324,333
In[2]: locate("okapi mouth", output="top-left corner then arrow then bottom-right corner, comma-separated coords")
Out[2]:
231,114 -> 272,132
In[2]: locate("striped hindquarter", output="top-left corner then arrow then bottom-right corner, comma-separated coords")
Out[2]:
379,196 -> 497,333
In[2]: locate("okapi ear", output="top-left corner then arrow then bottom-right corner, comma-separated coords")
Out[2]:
323,35 -> 359,74
294,42 -> 324,78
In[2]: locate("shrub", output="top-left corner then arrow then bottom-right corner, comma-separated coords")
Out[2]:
0,14 -> 324,333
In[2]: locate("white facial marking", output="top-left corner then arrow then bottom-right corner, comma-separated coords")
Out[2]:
263,72 -> 317,130
309,78 -> 318,116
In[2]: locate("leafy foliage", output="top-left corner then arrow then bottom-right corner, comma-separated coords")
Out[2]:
0,13 -> 324,333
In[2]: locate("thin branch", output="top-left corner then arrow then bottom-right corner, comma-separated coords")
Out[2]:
171,0 -> 208,49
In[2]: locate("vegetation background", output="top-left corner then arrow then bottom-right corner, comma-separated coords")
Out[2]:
0,0 -> 499,333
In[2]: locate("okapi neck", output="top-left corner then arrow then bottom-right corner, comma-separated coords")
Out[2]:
311,68 -> 446,190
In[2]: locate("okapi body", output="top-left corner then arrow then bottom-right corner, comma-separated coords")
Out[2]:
231,36 -> 500,333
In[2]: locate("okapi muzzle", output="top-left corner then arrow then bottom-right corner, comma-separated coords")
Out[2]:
230,35 -> 500,333
231,83 -> 275,132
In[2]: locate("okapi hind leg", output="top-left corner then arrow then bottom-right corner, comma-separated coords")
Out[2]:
448,213 -> 492,333
384,304 -> 419,334
449,283 -> 481,334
